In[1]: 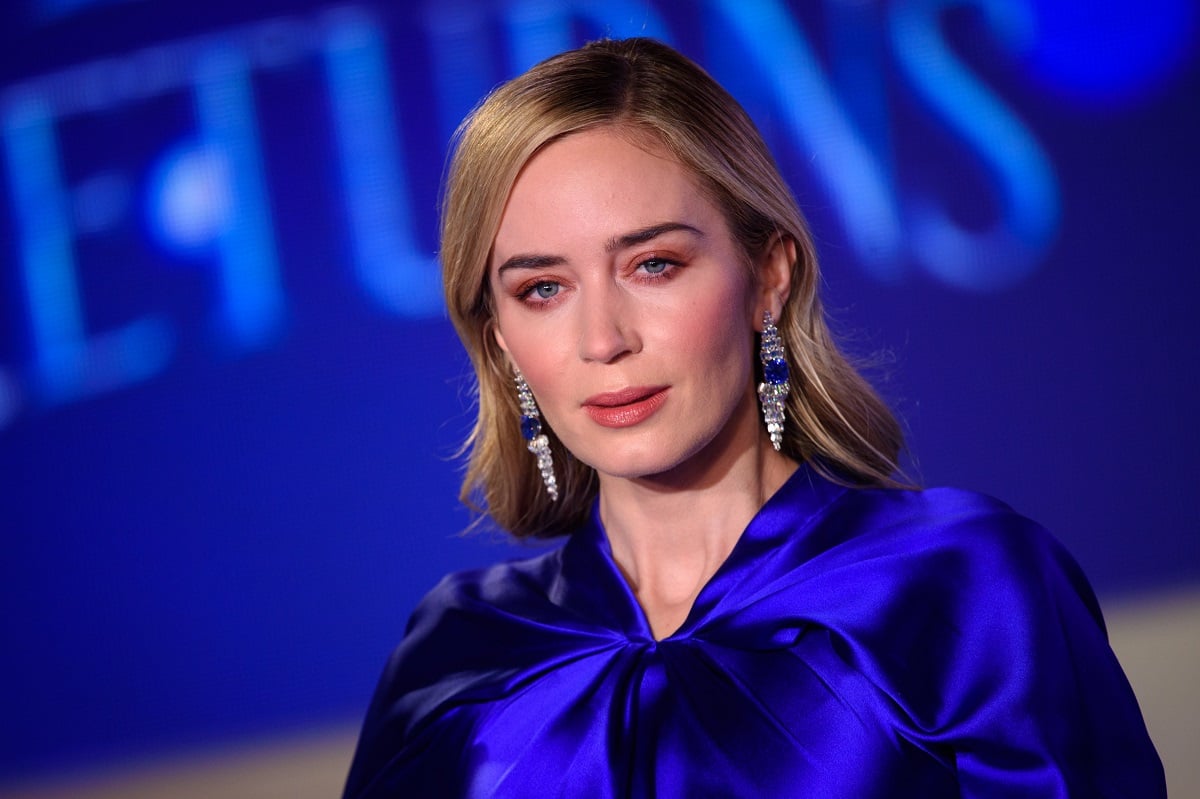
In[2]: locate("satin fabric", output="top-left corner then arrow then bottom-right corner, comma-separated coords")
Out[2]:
344,465 -> 1165,797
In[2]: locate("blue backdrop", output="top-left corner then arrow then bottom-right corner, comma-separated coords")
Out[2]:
2,0 -> 1197,784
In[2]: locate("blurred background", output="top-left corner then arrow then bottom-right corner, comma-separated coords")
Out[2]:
1,0 -> 1196,796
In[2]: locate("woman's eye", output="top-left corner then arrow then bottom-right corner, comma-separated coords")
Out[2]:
639,258 -> 670,275
530,281 -> 559,299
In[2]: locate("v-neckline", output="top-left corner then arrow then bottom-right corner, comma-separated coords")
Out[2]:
557,462 -> 849,642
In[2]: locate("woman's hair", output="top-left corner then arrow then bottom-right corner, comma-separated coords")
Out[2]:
441,37 -> 906,539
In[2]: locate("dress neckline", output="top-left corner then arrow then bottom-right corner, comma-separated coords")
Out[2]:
556,462 -> 849,642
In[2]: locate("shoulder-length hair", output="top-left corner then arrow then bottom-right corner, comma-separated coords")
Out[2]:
441,37 -> 906,539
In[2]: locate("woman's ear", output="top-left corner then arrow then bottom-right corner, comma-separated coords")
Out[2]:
486,318 -> 518,377
489,318 -> 511,356
756,234 -> 795,328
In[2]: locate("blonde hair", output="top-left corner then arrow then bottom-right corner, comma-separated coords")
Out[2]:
441,38 -> 906,539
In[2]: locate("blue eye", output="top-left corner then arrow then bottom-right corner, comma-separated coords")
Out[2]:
640,259 -> 669,275
533,281 -> 559,299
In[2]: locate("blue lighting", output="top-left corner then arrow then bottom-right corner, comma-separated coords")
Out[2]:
193,47 -> 286,348
147,143 -> 235,253
323,7 -> 443,317
426,2 -> 495,144
713,0 -> 905,281
1,96 -> 173,404
1017,0 -> 1198,104
891,0 -> 1059,290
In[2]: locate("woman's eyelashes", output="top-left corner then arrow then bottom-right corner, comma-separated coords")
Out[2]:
636,256 -> 679,278
517,279 -> 562,303
510,254 -> 687,307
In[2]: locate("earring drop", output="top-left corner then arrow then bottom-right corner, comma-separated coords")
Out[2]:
757,311 -> 789,452
515,370 -> 559,501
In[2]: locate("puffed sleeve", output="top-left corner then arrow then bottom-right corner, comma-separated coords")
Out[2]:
341,572 -> 486,799
341,551 -> 613,798
845,490 -> 1168,797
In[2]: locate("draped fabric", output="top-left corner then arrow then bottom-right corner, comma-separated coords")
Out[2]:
343,465 -> 1165,797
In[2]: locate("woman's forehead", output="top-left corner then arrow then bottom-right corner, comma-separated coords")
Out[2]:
492,128 -> 716,255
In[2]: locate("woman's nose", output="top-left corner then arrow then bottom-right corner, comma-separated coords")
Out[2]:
576,286 -> 640,363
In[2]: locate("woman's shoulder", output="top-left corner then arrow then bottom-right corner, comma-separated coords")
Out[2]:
407,545 -> 569,635
836,480 -> 1041,539
804,483 -> 1164,793
783,479 -> 1110,648
349,546 -> 580,746
828,481 -> 1089,588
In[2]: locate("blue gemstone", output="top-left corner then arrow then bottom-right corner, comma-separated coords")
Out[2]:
765,357 -> 789,385
520,415 -> 541,440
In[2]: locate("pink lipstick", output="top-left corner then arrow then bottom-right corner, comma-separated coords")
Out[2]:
582,386 -> 669,428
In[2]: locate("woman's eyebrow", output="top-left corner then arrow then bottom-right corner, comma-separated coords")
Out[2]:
496,254 -> 566,274
605,222 -> 703,253
496,222 -> 703,275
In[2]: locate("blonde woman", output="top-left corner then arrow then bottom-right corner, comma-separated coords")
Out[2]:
344,38 -> 1163,798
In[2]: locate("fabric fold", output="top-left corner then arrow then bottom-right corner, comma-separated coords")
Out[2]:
343,467 -> 1165,798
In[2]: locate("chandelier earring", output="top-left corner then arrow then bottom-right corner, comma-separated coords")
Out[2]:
514,369 -> 559,501
757,311 -> 790,452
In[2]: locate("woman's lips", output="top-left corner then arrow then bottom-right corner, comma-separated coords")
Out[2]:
582,386 -> 669,428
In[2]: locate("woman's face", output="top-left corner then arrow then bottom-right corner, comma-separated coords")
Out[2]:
489,127 -> 785,484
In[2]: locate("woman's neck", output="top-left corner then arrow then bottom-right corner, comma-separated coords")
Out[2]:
597,435 -> 797,640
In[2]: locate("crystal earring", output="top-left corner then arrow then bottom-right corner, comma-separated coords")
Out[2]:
514,370 -> 559,501
757,311 -> 789,452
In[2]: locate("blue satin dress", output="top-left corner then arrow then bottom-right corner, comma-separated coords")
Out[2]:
343,465 -> 1165,797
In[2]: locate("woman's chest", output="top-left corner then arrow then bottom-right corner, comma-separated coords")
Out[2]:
413,635 -> 957,798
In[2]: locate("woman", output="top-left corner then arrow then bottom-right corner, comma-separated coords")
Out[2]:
344,38 -> 1164,797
